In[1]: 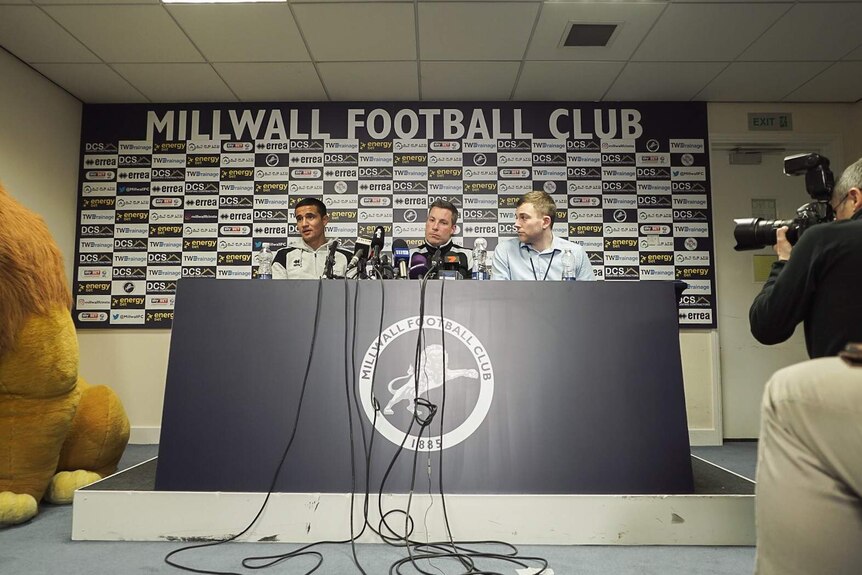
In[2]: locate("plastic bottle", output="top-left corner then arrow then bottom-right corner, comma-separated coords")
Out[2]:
257,243 -> 273,279
472,238 -> 490,280
561,249 -> 576,281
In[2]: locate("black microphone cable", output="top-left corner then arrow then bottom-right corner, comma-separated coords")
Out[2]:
239,275 -> 385,575
363,275 -> 552,575
241,273 -> 397,574
163,279 -> 328,575
159,273 -> 552,575
388,280 -> 552,575
341,271 -> 389,571
366,273 -> 446,570
176,276 -> 554,575
344,276 -> 550,575
348,269 -> 430,551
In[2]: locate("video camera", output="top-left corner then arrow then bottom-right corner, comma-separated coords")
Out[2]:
733,153 -> 835,251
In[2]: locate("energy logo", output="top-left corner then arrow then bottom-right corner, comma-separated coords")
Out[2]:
359,316 -> 494,451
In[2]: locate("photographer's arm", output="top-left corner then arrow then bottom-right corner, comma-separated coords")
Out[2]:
749,227 -> 816,345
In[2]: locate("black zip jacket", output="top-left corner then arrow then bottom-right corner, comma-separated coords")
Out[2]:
750,209 -> 862,357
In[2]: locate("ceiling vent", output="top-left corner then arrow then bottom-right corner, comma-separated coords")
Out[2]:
563,23 -> 618,47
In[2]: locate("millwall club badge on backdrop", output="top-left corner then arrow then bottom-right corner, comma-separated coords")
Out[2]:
358,316 -> 494,451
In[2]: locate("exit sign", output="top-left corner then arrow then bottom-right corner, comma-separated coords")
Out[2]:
748,113 -> 793,131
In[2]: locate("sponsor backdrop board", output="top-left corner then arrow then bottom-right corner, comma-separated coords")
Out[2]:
73,102 -> 715,329
155,279 -> 694,494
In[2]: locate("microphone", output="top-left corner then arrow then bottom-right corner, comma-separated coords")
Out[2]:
430,248 -> 443,269
425,249 -> 443,278
369,226 -> 385,261
323,239 -> 339,279
420,249 -> 443,280
392,239 -> 410,279
379,254 -> 395,279
439,253 -> 465,280
348,236 -> 372,270
408,252 -> 429,279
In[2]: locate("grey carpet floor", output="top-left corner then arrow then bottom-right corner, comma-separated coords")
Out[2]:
0,443 -> 757,575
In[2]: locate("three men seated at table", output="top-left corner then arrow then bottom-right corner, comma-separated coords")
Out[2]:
274,192 -> 594,281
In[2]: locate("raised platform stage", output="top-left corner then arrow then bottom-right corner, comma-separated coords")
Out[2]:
72,454 -> 754,545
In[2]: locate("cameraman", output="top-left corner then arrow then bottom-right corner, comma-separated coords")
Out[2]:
749,157 -> 862,358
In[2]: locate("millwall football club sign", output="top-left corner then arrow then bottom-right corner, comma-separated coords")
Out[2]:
359,316 -> 494,451
75,102 -> 716,329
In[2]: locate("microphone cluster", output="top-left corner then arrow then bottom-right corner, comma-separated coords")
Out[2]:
342,228 -> 483,280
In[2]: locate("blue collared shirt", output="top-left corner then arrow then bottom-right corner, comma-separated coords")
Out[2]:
491,235 -> 595,281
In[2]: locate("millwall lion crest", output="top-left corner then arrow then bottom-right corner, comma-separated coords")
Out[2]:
383,344 -> 479,415
359,315 -> 494,450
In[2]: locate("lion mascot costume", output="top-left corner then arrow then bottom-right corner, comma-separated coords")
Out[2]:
0,183 -> 129,526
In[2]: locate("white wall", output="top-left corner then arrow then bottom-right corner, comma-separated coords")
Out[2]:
77,330 -> 170,443
708,102 -> 861,437
0,50 -> 169,443
0,48 -> 81,282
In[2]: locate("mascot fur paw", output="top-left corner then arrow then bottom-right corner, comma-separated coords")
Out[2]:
0,184 -> 130,526
46,471 -> 102,504
0,493 -> 38,526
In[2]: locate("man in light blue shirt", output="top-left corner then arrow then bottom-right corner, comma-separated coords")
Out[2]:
491,191 -> 594,281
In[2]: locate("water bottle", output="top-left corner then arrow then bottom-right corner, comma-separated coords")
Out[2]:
256,243 -> 273,279
561,248 -> 576,281
472,238 -> 490,280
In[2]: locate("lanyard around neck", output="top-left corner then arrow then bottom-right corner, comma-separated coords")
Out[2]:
529,250 -> 556,281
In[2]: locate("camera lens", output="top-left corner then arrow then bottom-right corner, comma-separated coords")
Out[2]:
733,218 -> 795,251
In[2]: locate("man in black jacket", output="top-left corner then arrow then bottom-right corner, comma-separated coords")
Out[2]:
412,199 -> 472,278
752,158 -> 862,574
749,157 -> 862,358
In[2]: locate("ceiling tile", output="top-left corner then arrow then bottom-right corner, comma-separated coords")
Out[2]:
214,62 -> 326,102
605,62 -> 726,101
420,61 -> 520,100
632,3 -> 790,62
514,61 -> 624,101
785,61 -> 862,102
168,5 -> 309,63
677,0 -> 857,3
843,43 -> 862,61
290,0 -> 406,2
31,63 -> 147,103
669,0 -> 787,3
112,63 -> 236,102
697,61 -> 831,102
293,3 -> 415,61
0,0 -> 857,104
0,6 -> 99,63
527,2 -> 666,61
35,0 -> 159,4
740,3 -> 862,61
419,2 -> 539,61
43,5 -> 203,63
317,61 -> 418,100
